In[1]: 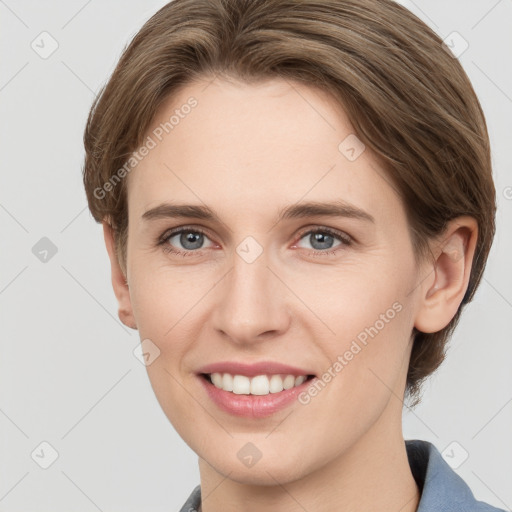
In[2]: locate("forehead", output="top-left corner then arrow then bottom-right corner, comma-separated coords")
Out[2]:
126,76 -> 403,226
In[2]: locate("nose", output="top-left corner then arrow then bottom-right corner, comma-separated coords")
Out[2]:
211,246 -> 291,345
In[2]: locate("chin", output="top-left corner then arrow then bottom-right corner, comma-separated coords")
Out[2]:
215,461 -> 307,487
197,442 -> 314,486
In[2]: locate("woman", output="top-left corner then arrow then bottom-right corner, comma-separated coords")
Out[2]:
82,0 -> 504,510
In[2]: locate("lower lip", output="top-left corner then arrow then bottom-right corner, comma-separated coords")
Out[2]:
198,375 -> 314,418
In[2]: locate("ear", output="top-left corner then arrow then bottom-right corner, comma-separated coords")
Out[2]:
102,221 -> 137,330
414,216 -> 478,334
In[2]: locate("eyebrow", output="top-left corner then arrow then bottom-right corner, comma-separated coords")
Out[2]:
141,200 -> 375,224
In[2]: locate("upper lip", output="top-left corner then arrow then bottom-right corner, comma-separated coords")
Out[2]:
197,361 -> 315,377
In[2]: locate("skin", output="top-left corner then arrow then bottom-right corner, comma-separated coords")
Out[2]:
103,76 -> 478,512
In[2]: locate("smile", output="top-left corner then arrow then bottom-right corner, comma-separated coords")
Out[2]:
198,372 -> 317,418
203,372 -> 314,395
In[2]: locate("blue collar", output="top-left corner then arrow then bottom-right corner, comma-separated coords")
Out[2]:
406,439 -> 506,511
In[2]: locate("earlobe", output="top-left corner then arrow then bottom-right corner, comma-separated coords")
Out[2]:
102,221 -> 137,330
413,216 -> 478,334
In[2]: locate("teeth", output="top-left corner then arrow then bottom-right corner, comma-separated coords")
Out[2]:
295,375 -> 307,386
233,375 -> 251,394
211,372 -> 223,388
222,373 -> 233,392
208,372 -> 309,395
269,374 -> 284,393
283,375 -> 295,390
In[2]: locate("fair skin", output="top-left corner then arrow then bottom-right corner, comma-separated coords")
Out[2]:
103,76 -> 477,512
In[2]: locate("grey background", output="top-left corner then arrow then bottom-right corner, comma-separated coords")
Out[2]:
0,1 -> 510,511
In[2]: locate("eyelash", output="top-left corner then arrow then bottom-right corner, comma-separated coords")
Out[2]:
157,225 -> 353,258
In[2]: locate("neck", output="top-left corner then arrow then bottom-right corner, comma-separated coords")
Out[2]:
197,398 -> 420,512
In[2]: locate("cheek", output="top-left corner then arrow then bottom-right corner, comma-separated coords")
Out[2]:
286,255 -> 411,341
289,256 -> 416,404
129,262 -> 213,339
129,268 -> 210,433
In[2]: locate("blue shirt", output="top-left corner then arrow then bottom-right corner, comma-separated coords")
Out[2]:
178,439 -> 506,511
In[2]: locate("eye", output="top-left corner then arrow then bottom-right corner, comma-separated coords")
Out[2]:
294,227 -> 352,255
158,227 -> 215,257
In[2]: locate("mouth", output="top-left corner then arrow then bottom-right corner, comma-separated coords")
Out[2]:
200,372 -> 316,395
198,371 -> 317,418
195,361 -> 318,417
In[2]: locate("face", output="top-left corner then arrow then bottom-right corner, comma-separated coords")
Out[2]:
121,76 -> 429,484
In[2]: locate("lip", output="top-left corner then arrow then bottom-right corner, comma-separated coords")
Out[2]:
196,360 -> 315,377
198,373 -> 315,418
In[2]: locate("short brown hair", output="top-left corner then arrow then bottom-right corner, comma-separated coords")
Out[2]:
82,0 -> 496,406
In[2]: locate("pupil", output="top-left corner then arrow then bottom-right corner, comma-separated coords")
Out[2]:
181,231 -> 203,250
312,232 -> 333,250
